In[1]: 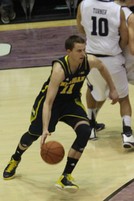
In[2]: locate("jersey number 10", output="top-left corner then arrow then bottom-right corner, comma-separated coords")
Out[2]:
91,16 -> 109,36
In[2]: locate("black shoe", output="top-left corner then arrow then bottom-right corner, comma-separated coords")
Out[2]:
3,156 -> 21,180
55,174 -> 79,192
95,122 -> 105,132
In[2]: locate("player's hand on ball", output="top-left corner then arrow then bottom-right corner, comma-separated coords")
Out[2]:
40,129 -> 51,147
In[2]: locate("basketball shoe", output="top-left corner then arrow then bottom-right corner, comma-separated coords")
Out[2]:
3,156 -> 21,180
88,122 -> 105,140
95,122 -> 105,132
122,129 -> 134,148
55,174 -> 79,192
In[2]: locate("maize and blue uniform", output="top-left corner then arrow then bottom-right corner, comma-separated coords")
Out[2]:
28,55 -> 90,136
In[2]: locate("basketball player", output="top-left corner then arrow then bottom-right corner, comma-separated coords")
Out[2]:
3,35 -> 118,191
76,0 -> 134,148
118,0 -> 134,84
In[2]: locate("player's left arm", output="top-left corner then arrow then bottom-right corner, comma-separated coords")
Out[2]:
128,13 -> 134,55
87,55 -> 119,104
76,3 -> 86,35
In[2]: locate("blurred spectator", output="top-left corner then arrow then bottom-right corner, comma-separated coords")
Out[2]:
0,0 -> 16,24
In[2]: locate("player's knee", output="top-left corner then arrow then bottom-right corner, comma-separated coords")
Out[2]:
72,124 -> 91,152
20,132 -> 39,148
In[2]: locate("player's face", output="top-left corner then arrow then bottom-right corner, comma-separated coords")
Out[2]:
69,43 -> 86,64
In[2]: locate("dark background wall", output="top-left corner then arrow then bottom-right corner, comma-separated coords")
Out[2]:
13,0 -> 82,23
4,1 -> 134,24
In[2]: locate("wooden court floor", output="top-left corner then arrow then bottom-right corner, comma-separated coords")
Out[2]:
0,20 -> 134,201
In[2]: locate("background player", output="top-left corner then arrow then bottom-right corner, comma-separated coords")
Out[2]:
76,0 -> 134,148
117,0 -> 134,84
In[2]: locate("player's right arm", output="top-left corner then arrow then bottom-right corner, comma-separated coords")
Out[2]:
119,8 -> 128,49
40,62 -> 65,146
76,3 -> 86,35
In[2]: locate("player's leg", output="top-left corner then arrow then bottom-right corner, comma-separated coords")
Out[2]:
113,69 -> 134,148
86,87 -> 105,139
3,94 -> 44,180
109,54 -> 134,148
55,119 -> 91,192
3,132 -> 39,180
55,100 -> 91,191
86,68 -> 108,139
119,95 -> 134,148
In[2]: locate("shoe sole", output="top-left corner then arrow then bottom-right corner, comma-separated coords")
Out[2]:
123,142 -> 134,149
55,184 -> 78,193
89,137 -> 98,141
3,174 -> 15,180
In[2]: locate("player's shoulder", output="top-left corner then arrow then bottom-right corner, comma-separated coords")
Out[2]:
86,54 -> 96,62
86,54 -> 100,68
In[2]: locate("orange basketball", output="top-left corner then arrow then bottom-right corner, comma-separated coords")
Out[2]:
40,141 -> 65,164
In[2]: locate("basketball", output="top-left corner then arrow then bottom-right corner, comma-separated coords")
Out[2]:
40,140 -> 65,164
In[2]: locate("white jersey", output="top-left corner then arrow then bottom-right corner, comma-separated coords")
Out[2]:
80,0 -> 122,55
122,7 -> 134,85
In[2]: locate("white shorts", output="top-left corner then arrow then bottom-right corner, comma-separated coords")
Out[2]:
87,54 -> 129,101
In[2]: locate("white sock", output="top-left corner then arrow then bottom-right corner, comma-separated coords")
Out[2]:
122,115 -> 131,127
87,108 -> 97,120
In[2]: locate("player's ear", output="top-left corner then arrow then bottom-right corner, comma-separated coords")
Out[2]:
67,49 -> 71,54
